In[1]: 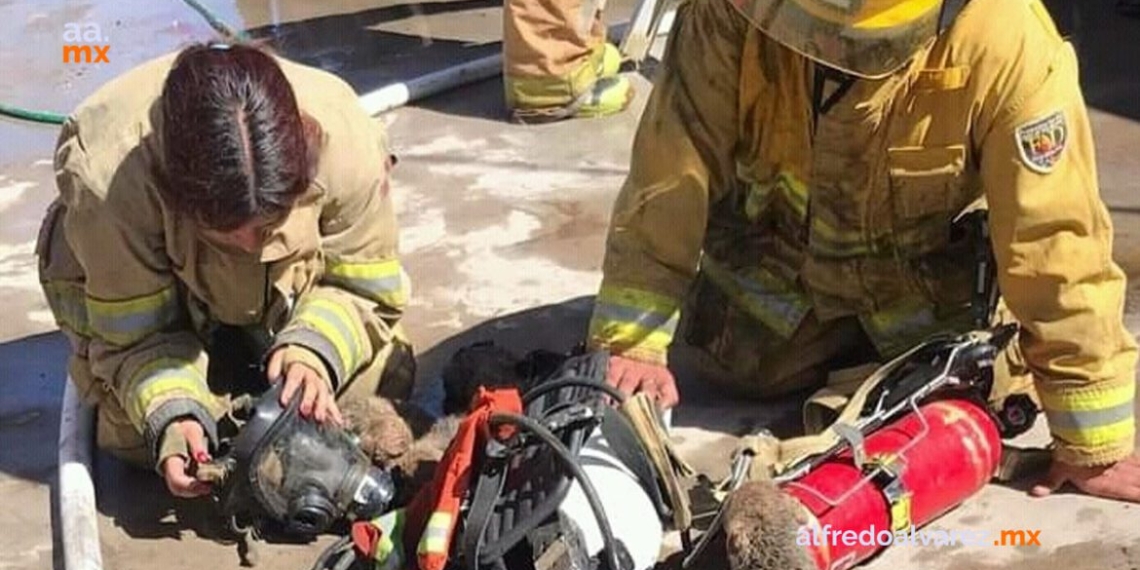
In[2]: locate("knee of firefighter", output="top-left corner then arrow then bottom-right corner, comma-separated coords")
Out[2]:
66,354 -> 109,408
95,401 -> 150,469
337,336 -> 417,404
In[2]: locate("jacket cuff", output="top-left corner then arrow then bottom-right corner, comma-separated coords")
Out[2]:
267,343 -> 337,391
587,338 -> 669,366
1038,380 -> 1136,467
272,329 -> 345,389
1051,438 -> 1135,468
587,285 -> 679,366
144,398 -> 218,471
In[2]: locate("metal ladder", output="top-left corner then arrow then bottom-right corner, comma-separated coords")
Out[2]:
617,0 -> 682,64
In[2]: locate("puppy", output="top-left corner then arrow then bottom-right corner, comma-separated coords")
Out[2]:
342,342 -> 533,504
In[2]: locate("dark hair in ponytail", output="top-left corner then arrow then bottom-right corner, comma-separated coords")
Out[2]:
159,42 -> 321,230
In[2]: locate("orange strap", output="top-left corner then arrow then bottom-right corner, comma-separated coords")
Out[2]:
410,386 -> 523,570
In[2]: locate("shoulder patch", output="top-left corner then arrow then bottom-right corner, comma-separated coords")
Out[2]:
1015,110 -> 1067,174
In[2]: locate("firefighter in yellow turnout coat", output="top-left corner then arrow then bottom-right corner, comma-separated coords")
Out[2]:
37,43 -> 414,497
588,0 -> 1140,501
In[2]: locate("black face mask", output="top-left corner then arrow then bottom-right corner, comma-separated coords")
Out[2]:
206,382 -> 394,536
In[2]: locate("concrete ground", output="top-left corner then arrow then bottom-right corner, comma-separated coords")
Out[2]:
1,1 -> 1138,570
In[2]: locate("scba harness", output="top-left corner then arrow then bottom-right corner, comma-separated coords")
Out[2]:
318,349 -> 691,570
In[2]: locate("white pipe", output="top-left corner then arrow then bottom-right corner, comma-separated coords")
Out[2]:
359,53 -> 504,115
58,379 -> 103,570
359,19 -> 669,116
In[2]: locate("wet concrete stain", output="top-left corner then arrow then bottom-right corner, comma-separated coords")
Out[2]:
504,199 -> 610,273
1076,507 -> 1104,524
943,539 -> 1140,570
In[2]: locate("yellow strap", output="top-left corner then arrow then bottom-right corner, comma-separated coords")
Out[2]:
620,393 -> 696,530
734,337 -> 935,479
417,511 -> 452,555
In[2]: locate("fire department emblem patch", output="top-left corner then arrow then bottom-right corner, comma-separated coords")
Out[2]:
1015,110 -> 1067,173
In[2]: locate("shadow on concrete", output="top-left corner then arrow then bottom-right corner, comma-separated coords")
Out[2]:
92,454 -> 231,542
414,296 -> 596,382
414,296 -> 808,440
0,332 -> 68,485
0,333 -> 69,570
240,0 -> 509,121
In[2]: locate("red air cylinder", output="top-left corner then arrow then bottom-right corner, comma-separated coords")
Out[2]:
781,398 -> 1002,570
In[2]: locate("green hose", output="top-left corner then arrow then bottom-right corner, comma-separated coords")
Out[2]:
181,0 -> 251,41
0,0 -> 247,127
0,103 -> 67,125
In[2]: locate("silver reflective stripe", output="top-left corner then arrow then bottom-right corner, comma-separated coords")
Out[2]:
325,273 -> 403,302
1044,401 -> 1135,432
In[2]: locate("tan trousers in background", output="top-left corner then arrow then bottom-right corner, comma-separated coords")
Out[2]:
503,0 -> 608,109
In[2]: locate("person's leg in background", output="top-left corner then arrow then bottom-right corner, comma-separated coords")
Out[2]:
502,0 -> 633,123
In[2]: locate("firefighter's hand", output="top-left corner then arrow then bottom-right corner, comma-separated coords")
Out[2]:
160,419 -> 212,499
267,347 -> 344,426
607,355 -> 680,409
1030,454 -> 1140,503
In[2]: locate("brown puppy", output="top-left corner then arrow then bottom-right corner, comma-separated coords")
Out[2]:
723,480 -> 817,570
341,342 -> 532,504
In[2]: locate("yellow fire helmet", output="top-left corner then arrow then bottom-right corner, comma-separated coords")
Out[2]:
728,0 -> 948,78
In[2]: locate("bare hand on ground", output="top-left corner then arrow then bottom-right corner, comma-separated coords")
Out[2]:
1030,453 -> 1140,503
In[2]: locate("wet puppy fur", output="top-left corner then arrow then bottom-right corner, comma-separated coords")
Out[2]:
341,342 -> 536,505
723,480 -> 817,570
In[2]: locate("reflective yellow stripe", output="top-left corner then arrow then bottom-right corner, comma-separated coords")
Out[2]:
764,172 -> 885,257
1050,420 -> 1135,448
126,357 -> 209,427
1038,382 -> 1135,412
505,46 -> 605,108
42,280 -> 92,336
701,256 -> 810,338
324,257 -> 407,308
589,286 -> 679,356
367,509 -> 405,568
1041,383 -> 1136,447
87,286 -> 179,346
594,286 -> 680,332
291,297 -> 367,376
375,533 -> 396,564
596,285 -> 679,314
589,321 -> 675,354
418,511 -> 453,555
777,172 -> 808,220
